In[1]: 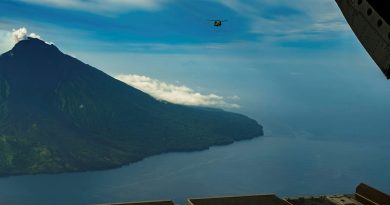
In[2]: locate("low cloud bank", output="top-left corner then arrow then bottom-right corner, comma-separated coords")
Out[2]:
115,74 -> 240,109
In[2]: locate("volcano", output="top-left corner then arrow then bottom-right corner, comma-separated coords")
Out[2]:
0,38 -> 263,176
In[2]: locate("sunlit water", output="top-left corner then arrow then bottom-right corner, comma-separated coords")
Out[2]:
0,133 -> 389,205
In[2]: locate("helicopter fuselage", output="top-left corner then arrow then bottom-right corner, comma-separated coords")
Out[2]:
214,21 -> 222,27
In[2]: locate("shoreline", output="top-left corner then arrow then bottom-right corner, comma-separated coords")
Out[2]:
0,133 -> 263,178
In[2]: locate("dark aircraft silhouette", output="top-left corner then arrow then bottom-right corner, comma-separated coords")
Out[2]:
336,0 -> 390,79
209,19 -> 226,27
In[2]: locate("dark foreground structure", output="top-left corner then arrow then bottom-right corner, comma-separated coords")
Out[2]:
335,0 -> 390,79
98,183 -> 390,205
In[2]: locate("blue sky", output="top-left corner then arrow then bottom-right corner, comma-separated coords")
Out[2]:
1,0 -> 390,139
0,0 -> 350,50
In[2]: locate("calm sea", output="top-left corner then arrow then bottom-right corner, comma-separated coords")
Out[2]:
0,132 -> 389,205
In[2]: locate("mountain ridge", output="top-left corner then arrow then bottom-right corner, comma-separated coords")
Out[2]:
0,38 -> 263,176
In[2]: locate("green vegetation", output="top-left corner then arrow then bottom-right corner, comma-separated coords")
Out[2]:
0,79 -> 9,122
0,38 -> 263,176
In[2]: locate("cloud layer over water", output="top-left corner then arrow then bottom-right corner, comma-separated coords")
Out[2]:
115,74 -> 240,108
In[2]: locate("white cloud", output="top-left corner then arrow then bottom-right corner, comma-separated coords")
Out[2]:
115,74 -> 240,108
18,0 -> 170,14
28,32 -> 41,39
12,27 -> 28,42
12,27 -> 41,43
0,27 -> 44,54
217,0 -> 349,41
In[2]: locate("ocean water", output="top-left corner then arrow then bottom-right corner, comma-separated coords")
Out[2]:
0,133 -> 389,205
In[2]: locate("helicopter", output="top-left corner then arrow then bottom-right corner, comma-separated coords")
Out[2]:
208,19 -> 227,27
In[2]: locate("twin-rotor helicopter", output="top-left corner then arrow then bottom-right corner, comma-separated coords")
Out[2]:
208,19 -> 227,27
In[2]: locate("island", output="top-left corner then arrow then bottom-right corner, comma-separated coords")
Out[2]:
0,38 -> 263,176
